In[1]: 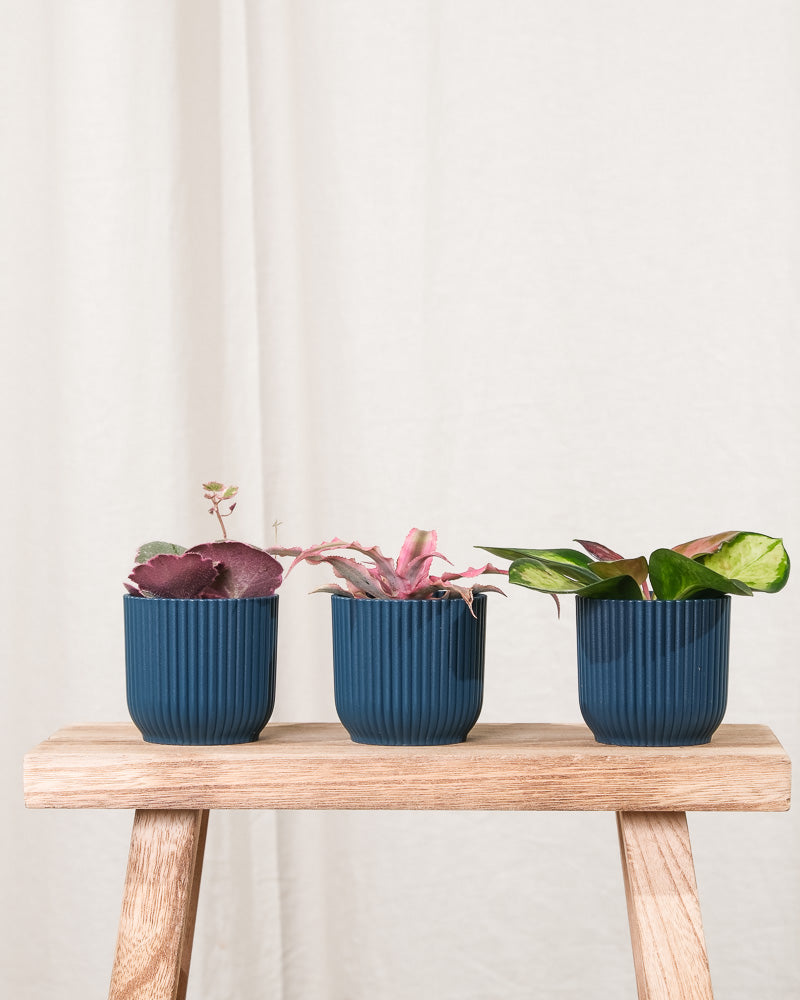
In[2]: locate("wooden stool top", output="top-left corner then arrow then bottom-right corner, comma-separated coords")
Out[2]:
24,722 -> 790,812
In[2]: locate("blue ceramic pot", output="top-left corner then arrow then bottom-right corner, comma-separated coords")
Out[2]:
331,594 -> 487,745
124,594 -> 278,745
576,596 -> 730,746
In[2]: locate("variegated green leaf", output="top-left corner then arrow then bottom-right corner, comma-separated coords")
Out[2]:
480,547 -> 599,591
508,557 -> 601,594
649,548 -> 752,600
698,532 -> 790,593
478,545 -> 593,568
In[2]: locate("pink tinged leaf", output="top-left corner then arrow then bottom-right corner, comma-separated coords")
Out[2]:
284,537 -> 348,573
396,550 -> 454,597
471,583 -> 507,596
286,538 -> 400,591
671,531 -> 740,560
124,582 -> 142,596
574,539 -> 625,561
127,552 -> 220,599
187,541 -> 283,598
337,574 -> 372,598
396,528 -> 440,589
441,582 -> 476,614
439,563 -> 508,582
267,546 -> 303,557
406,579 -> 477,612
303,554 -> 389,598
310,584 -> 355,596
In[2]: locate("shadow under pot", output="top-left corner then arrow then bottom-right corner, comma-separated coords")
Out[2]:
576,595 -> 730,747
123,594 -> 278,745
331,593 -> 487,746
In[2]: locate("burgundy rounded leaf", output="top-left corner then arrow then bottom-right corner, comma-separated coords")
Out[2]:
127,552 -> 220,599
187,540 -> 283,598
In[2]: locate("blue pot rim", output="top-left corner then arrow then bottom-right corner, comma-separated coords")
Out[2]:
329,593 -> 487,605
123,593 -> 278,604
575,595 -> 731,607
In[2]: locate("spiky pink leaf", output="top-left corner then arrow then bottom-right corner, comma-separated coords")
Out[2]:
672,531 -> 740,560
411,577 -> 507,610
396,529 -> 440,591
396,551 -> 454,596
439,581 -> 476,613
439,562 -> 508,582
303,554 -> 389,598
291,530 -> 506,608
127,552 -> 220,599
267,546 -> 303,557
575,539 -> 625,561
187,541 -> 283,598
287,538 -> 400,591
404,581 -> 473,605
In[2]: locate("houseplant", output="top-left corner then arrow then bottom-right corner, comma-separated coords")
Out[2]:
278,529 -> 506,745
123,482 -> 284,745
478,532 -> 790,746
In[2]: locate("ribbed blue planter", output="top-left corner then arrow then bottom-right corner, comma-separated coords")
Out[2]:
576,596 -> 730,746
124,594 -> 278,745
331,594 -> 487,746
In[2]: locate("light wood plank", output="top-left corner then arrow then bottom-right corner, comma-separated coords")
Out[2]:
617,812 -> 713,1000
24,722 -> 791,812
108,809 -> 207,1000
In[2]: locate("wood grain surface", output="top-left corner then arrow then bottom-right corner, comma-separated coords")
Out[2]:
24,722 -> 790,811
108,809 -> 207,1000
618,811 -> 714,1000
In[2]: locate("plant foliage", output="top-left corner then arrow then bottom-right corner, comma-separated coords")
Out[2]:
125,483 -> 283,599
477,531 -> 789,606
278,528 -> 507,613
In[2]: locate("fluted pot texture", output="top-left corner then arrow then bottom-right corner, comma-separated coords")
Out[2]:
331,594 -> 487,746
124,594 -> 278,745
576,596 -> 730,747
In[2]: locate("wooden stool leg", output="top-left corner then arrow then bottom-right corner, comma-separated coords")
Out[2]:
617,811 -> 713,1000
109,809 -> 209,1000
176,810 -> 208,1000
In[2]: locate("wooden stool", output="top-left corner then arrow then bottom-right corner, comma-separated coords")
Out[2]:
24,722 -> 791,1000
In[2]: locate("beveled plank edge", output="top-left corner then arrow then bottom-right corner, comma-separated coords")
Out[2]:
24,759 -> 791,811
23,795 -> 791,812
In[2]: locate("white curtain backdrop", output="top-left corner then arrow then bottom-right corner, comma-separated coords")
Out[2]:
3,1 -> 798,997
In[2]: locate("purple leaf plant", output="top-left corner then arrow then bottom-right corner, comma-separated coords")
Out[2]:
273,528 -> 507,614
125,482 -> 283,600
